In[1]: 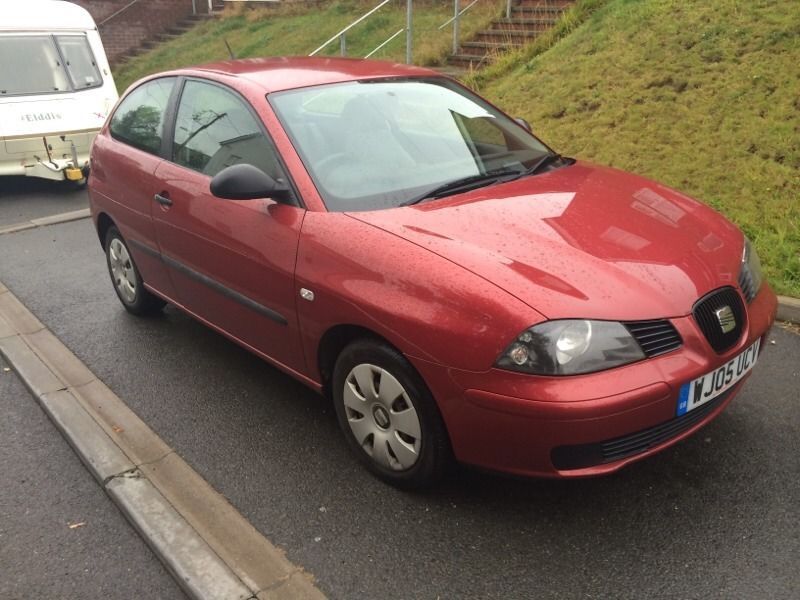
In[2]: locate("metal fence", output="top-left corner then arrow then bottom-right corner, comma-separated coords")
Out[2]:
307,0 -> 489,64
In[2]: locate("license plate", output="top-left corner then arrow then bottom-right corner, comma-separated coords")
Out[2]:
677,338 -> 760,416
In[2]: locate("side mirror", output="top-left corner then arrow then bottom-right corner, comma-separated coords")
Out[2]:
514,117 -> 532,132
210,163 -> 291,202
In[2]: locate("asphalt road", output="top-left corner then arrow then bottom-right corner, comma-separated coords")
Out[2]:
0,354 -> 186,599
0,176 -> 87,225
0,192 -> 798,598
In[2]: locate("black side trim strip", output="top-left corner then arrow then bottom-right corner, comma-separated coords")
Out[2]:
126,238 -> 288,326
127,238 -> 160,258
161,255 -> 288,326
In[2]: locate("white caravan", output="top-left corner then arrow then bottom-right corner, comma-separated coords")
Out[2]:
0,0 -> 118,184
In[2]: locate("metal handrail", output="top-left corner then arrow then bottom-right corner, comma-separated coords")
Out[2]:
309,0 -> 392,57
98,0 -> 145,26
438,0 -> 479,30
365,28 -> 405,59
99,0 -> 202,27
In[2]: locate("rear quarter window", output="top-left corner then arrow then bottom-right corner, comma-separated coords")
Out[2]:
109,78 -> 176,155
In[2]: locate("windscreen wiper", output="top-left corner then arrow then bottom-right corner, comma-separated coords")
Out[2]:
524,152 -> 564,176
401,167 -> 522,207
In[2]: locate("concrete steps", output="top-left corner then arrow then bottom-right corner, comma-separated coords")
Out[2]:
516,0 -> 573,7
447,0 -> 574,70
115,11 -> 222,65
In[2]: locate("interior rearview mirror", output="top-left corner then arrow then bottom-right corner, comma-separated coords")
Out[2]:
209,163 -> 291,202
515,117 -> 532,132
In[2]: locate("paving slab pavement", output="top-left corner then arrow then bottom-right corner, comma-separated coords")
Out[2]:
0,355 -> 186,600
0,282 -> 325,599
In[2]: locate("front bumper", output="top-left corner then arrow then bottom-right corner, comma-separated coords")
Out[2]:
411,284 -> 778,478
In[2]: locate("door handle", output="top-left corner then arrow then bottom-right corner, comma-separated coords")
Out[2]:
154,193 -> 172,207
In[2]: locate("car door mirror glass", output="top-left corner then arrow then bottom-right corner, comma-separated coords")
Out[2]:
209,163 -> 290,201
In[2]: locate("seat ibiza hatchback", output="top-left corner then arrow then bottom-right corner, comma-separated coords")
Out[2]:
88,58 -> 777,488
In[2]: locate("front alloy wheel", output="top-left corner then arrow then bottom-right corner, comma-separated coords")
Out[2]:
333,340 -> 451,489
343,364 -> 422,471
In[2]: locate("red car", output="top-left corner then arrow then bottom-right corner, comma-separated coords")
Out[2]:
88,58 -> 777,488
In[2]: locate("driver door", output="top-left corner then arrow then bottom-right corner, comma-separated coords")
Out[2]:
152,78 -> 306,373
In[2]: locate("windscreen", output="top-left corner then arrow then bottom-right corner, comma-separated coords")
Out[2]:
0,34 -> 101,96
269,78 -> 551,212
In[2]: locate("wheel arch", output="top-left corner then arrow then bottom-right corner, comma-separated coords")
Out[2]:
95,211 -> 115,249
317,323 -> 399,399
322,322 -> 455,487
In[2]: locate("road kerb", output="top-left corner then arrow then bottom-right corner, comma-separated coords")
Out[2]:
0,207 -> 91,236
0,335 -> 65,397
23,328 -> 96,388
71,378 -> 174,466
0,222 -> 36,236
0,290 -> 45,334
0,312 -> 14,339
107,473 -> 252,600
0,281 -> 326,600
777,295 -> 800,325
30,207 -> 92,227
257,571 -> 331,600
40,389 -> 135,483
141,452 -> 300,594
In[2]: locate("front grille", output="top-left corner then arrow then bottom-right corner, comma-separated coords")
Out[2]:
624,320 -> 682,357
551,388 -> 732,470
738,267 -> 757,303
692,287 -> 746,354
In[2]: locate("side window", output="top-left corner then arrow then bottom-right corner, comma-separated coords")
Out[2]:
172,80 -> 281,179
110,77 -> 175,155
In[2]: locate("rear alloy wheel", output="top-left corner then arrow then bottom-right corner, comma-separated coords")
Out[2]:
333,340 -> 451,488
104,226 -> 165,316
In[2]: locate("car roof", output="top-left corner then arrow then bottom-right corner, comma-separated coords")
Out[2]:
172,56 -> 441,94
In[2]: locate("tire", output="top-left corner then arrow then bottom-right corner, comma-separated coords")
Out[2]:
104,226 -> 165,316
332,339 -> 452,489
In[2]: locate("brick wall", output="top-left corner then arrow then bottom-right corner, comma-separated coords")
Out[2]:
69,0 -> 201,63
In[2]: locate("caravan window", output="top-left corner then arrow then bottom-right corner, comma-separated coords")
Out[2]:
55,35 -> 102,91
0,36 -> 70,96
0,34 -> 102,96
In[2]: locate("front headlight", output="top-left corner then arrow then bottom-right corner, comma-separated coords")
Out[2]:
496,320 -> 646,376
739,237 -> 763,303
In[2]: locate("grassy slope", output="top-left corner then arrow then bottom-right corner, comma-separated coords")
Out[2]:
113,0 -> 504,93
114,0 -> 799,295
478,0 -> 800,296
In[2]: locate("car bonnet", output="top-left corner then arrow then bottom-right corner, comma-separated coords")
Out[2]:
348,161 -> 744,321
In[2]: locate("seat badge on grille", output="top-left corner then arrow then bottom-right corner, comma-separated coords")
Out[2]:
715,305 -> 736,333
